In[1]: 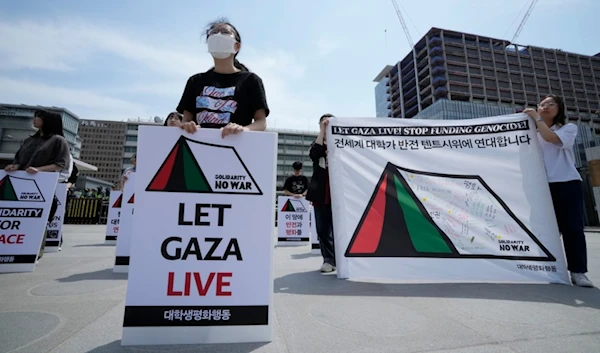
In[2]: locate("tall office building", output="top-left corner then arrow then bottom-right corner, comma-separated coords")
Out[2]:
78,119 -> 161,185
78,118 -> 318,193
374,27 -> 600,166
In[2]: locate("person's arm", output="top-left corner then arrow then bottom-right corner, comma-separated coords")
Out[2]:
177,76 -> 200,133
302,176 -> 309,197
524,109 -> 576,147
283,177 -> 294,196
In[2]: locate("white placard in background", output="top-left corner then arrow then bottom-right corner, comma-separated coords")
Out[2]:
105,191 -> 122,245
0,171 -> 58,272
276,196 -> 309,246
45,183 -> 68,252
114,174 -> 135,273
122,127 -> 277,346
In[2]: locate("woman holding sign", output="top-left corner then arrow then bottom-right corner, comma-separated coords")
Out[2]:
4,109 -> 71,261
176,18 -> 269,138
524,95 -> 593,288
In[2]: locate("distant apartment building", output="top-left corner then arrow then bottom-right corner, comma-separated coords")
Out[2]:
78,118 -> 319,194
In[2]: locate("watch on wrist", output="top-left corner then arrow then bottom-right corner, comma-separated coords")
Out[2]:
535,117 -> 543,122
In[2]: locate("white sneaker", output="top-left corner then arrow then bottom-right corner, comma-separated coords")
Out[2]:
320,263 -> 335,273
571,273 -> 594,287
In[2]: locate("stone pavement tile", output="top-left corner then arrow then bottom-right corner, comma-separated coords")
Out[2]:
0,300 -> 121,353
273,293 -> 495,353
507,333 -> 600,353
52,299 -> 289,353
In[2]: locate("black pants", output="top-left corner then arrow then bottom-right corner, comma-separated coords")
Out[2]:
314,205 -> 335,266
549,180 -> 588,273
39,196 -> 59,259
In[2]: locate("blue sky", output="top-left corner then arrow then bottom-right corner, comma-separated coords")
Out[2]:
0,0 -> 597,132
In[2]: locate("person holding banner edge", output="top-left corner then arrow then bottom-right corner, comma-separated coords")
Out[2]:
4,109 -> 71,261
524,95 -> 593,288
307,114 -> 336,273
176,18 -> 269,138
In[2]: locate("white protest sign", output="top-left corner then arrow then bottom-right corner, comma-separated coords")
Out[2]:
45,183 -> 68,252
309,205 -> 320,254
0,171 -> 58,272
105,191 -> 122,245
276,196 -> 309,246
114,174 -> 135,273
327,114 -> 570,284
122,127 -> 276,346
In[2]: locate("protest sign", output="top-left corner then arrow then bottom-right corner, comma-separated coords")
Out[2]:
122,127 -> 276,346
105,191 -> 122,244
45,183 -> 68,252
327,114 -> 570,284
277,196 -> 309,246
0,171 -> 58,272
114,174 -> 135,273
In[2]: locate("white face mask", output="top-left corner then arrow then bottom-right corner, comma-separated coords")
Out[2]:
207,33 -> 237,59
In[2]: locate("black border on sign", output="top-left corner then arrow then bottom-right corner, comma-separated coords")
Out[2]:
115,256 -> 130,266
0,254 -> 37,264
277,237 -> 310,242
123,305 -> 269,327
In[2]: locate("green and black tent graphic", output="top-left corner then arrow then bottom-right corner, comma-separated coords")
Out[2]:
145,136 -> 262,195
0,175 -> 45,202
0,175 -> 18,201
345,162 -> 555,262
112,194 -> 122,208
281,199 -> 308,212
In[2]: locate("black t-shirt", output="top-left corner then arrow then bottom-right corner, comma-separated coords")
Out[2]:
176,69 -> 270,129
284,175 -> 309,194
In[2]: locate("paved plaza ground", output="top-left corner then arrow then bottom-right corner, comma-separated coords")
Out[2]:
1,225 -> 599,353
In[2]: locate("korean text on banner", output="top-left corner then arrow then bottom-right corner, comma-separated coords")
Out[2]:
105,191 -> 122,244
277,196 -> 310,246
45,183 -> 68,252
122,127 -> 277,346
326,114 -> 570,284
0,171 -> 58,272
114,175 -> 135,273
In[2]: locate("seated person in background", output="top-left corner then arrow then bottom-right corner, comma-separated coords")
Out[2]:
283,161 -> 309,198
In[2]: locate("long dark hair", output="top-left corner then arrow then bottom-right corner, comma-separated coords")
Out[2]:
33,109 -> 64,138
542,95 -> 567,126
205,18 -> 249,72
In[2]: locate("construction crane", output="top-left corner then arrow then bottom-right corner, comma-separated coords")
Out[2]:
390,0 -> 414,48
511,0 -> 539,43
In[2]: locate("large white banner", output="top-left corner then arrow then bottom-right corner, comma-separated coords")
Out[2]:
114,175 -> 135,273
277,196 -> 309,246
327,114 -> 570,284
105,191 -> 122,245
122,127 -> 277,346
45,183 -> 68,252
0,171 -> 58,272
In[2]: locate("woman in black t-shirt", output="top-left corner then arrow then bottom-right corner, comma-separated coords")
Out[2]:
177,18 -> 269,138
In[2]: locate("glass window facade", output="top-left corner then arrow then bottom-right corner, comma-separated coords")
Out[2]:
375,77 -> 391,118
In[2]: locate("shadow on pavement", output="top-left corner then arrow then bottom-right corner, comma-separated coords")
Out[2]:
86,340 -> 269,353
290,253 -> 321,260
275,270 -> 600,310
73,243 -> 115,247
57,268 -> 128,282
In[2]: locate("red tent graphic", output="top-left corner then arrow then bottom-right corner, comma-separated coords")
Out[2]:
344,163 -> 555,262
112,194 -> 122,208
128,194 -> 135,204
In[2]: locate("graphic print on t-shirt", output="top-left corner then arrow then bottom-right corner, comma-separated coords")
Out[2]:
196,86 -> 238,125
